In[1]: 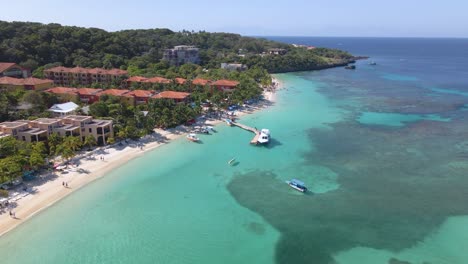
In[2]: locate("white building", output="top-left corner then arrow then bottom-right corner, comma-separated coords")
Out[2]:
48,102 -> 79,117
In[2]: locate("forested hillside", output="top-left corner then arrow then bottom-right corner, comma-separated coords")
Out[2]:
0,21 -> 353,74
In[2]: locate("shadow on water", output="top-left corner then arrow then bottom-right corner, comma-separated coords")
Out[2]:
227,117 -> 468,264
265,138 -> 282,149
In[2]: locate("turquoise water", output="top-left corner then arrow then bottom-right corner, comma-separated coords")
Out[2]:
3,37 -> 468,263
358,112 -> 451,127
0,74 -> 346,263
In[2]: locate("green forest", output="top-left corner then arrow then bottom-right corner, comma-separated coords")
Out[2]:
0,21 -> 353,74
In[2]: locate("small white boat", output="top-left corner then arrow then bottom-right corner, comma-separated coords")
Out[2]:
186,133 -> 200,142
228,158 -> 236,165
286,179 -> 308,193
257,129 -> 270,144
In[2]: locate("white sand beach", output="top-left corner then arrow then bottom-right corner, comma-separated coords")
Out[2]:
0,84 -> 281,236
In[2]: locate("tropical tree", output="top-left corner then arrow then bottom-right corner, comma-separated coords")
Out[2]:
29,142 -> 47,170
83,135 -> 97,151
47,133 -> 62,155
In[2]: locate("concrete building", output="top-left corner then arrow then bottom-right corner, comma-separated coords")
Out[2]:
0,62 -> 30,78
0,116 -> 114,145
62,115 -> 114,145
163,45 -> 200,66
221,63 -> 248,72
44,66 -> 128,86
0,121 -> 48,143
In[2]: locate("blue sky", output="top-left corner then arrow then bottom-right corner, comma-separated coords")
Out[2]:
2,0 -> 467,37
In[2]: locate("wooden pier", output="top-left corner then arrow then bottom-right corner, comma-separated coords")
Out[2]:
231,121 -> 260,144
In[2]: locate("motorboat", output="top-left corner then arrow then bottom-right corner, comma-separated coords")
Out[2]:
345,65 -> 356,70
369,61 -> 377,65
257,129 -> 270,144
186,133 -> 200,142
286,179 -> 308,193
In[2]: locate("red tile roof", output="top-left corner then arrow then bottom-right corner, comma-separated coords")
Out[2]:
45,87 -> 78,94
192,78 -> 211,86
211,80 -> 239,87
22,77 -> 54,86
152,91 -> 190,100
145,77 -> 171,84
0,76 -> 53,86
0,63 -> 19,73
0,76 -> 22,85
76,88 -> 102,95
97,89 -> 130,97
127,76 -> 148,83
175,78 -> 187,85
126,90 -> 154,98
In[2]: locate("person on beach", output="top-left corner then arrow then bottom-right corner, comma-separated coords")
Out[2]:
62,181 -> 65,187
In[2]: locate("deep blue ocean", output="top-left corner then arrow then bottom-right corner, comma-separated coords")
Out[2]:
1,37 -> 468,264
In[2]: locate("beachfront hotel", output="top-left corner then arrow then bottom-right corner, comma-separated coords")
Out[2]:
0,115 -> 114,145
44,66 -> 128,86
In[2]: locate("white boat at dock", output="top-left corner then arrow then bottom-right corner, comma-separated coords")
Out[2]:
257,129 -> 270,144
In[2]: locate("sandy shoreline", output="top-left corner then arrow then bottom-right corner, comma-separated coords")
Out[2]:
0,78 -> 283,237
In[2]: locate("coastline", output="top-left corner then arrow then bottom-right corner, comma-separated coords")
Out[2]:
0,78 -> 282,237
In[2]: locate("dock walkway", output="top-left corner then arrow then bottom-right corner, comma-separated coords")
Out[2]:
231,121 -> 260,144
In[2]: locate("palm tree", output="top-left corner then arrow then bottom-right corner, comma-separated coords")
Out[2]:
83,135 -> 97,151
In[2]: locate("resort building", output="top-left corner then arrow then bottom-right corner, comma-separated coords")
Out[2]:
62,115 -> 114,145
211,80 -> 240,92
0,62 -> 30,78
48,102 -> 79,117
152,91 -> 191,103
0,121 -> 47,143
221,63 -> 248,71
267,48 -> 288,55
76,88 -> 103,104
97,89 -> 133,105
45,87 -> 79,102
0,116 -> 114,145
145,77 -> 172,85
44,66 -> 128,86
125,90 -> 154,104
163,45 -> 200,66
0,76 -> 54,90
126,76 -> 148,87
191,78 -> 211,87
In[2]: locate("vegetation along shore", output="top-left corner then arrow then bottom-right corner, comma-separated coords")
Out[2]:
0,20 -> 354,235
